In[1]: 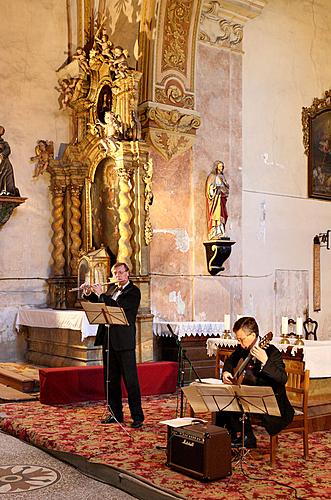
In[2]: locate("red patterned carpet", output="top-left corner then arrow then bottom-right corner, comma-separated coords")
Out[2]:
0,395 -> 330,499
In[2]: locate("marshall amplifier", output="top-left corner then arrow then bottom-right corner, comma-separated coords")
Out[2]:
166,423 -> 231,481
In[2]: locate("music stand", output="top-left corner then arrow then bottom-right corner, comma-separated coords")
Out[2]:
81,301 -> 128,420
183,382 -> 280,463
81,301 -> 129,326
166,324 -> 202,418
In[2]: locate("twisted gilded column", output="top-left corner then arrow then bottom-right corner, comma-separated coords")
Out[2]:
50,183 -> 65,276
69,184 -> 82,274
116,167 -> 134,268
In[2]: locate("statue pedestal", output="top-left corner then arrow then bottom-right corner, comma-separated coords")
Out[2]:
203,239 -> 235,275
0,196 -> 27,227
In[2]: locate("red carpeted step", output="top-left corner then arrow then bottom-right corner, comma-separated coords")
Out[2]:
39,361 -> 178,405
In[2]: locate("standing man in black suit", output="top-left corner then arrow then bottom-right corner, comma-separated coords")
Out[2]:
215,316 -> 294,448
81,262 -> 144,428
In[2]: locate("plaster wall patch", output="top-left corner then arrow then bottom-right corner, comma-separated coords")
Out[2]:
169,291 -> 186,315
153,228 -> 190,252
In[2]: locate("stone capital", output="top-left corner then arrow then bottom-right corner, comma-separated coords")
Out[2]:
140,103 -> 201,161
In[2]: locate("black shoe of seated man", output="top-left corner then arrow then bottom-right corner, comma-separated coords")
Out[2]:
231,434 -> 257,449
101,415 -> 123,424
131,420 -> 143,428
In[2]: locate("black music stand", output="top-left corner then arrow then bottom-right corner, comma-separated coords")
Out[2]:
81,301 -> 129,327
81,302 -> 128,420
183,382 -> 280,463
166,324 -> 202,417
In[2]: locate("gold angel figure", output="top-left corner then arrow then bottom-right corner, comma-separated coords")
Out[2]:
30,140 -> 54,178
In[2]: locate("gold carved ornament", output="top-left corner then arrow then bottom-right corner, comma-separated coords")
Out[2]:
143,159 -> 153,246
161,0 -> 192,74
302,89 -> 331,156
140,106 -> 201,161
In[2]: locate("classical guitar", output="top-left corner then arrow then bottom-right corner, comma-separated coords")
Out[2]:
232,331 -> 273,385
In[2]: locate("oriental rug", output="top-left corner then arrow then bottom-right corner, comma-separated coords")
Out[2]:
0,395 -> 330,499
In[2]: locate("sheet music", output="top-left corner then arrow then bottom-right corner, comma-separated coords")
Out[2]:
159,417 -> 208,428
184,382 -> 280,416
181,385 -> 209,413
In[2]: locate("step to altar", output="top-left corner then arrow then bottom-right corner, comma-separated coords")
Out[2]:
0,363 -> 40,393
0,383 -> 39,402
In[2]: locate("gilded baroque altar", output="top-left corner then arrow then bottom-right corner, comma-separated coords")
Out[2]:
42,25 -> 153,362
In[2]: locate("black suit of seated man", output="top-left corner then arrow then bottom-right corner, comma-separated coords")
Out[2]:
81,262 -> 144,428
215,316 -> 294,448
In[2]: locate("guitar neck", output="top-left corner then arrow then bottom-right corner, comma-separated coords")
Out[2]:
233,353 -> 252,379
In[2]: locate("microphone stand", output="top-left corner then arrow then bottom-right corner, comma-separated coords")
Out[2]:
166,324 -> 202,417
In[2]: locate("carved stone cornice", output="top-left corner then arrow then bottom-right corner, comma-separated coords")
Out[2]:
140,103 -> 201,161
302,89 -> 331,156
200,0 -> 268,50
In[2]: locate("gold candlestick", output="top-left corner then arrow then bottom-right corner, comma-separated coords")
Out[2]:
294,334 -> 305,346
222,329 -> 232,339
279,333 -> 290,344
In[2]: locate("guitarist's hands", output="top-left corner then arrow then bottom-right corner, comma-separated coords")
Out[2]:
222,371 -> 234,384
250,344 -> 268,365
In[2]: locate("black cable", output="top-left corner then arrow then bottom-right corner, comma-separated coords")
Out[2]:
239,460 -> 303,499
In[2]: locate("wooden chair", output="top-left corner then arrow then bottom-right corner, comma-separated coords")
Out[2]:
270,367 -> 310,466
303,317 -> 318,341
215,347 -> 234,379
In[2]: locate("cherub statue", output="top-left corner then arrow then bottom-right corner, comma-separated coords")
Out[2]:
111,46 -> 129,79
89,111 -> 122,154
95,31 -> 114,61
72,47 -> 90,74
55,78 -> 78,109
30,140 -> 54,177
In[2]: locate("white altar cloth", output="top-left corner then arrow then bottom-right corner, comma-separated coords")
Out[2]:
153,320 -> 224,339
206,337 -> 331,378
16,307 -> 98,340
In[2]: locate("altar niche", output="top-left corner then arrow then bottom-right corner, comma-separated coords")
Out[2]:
91,159 -> 120,257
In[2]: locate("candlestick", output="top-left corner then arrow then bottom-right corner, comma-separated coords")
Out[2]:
281,316 -> 288,335
296,317 -> 303,336
224,314 -> 231,331
294,316 -> 304,345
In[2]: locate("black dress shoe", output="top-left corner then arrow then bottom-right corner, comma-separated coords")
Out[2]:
101,416 -> 123,424
231,434 -> 257,449
131,420 -> 143,428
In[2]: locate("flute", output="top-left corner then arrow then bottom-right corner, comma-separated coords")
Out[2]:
69,278 -> 117,292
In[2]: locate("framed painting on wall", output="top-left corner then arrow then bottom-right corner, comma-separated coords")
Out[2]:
302,90 -> 331,200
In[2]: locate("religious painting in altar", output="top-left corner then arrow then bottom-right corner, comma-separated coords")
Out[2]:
302,91 -> 331,200
91,159 -> 120,259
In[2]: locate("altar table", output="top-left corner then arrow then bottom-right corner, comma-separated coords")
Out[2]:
16,306 -> 153,366
16,307 -> 97,340
206,337 -> 331,378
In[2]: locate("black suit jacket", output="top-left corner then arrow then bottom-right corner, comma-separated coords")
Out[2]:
85,281 -> 141,351
224,343 -> 294,434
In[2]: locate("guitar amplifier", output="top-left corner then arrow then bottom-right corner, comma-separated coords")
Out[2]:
166,423 -> 232,481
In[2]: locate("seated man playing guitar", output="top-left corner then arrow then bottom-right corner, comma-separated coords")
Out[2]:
215,316 -> 294,448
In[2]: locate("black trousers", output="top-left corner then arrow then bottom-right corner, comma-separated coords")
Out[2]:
102,344 -> 144,422
215,411 -> 254,439
215,410 -> 286,437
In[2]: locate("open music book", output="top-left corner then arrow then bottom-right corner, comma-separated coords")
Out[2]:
183,381 -> 280,416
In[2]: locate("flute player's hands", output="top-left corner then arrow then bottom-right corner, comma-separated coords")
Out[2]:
79,283 -> 92,296
91,283 -> 102,297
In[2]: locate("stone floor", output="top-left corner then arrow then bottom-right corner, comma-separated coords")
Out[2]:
0,430 -> 136,499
